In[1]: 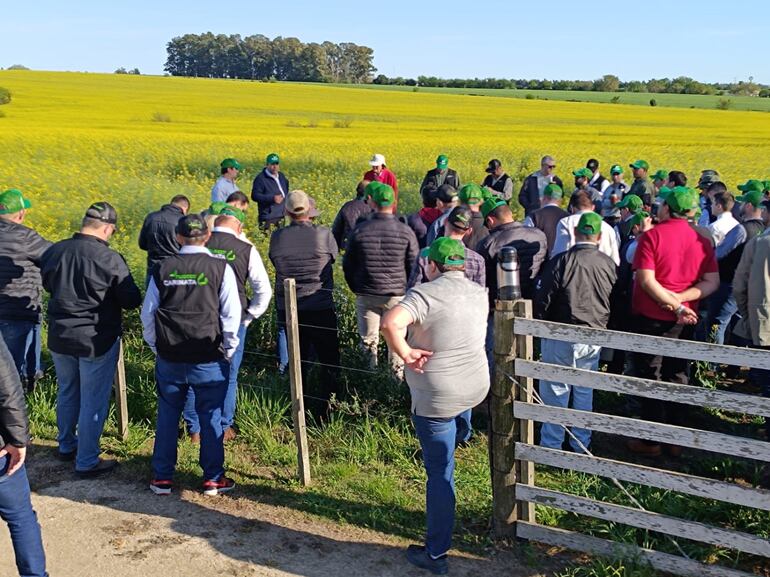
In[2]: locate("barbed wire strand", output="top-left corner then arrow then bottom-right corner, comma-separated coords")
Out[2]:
501,369 -> 692,560
243,349 -> 382,375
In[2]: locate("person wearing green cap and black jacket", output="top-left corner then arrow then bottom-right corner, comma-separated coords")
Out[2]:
344,182 -> 419,377
627,187 -> 719,457
457,183 -> 489,250
211,158 -> 242,203
523,183 -> 569,256
251,153 -> 289,227
40,202 -> 142,477
142,213 -> 242,496
534,212 -> 617,452
627,160 -> 656,208
0,335 -> 49,577
381,237 -> 489,576
420,154 -> 460,198
138,194 -> 190,282
0,189 -> 52,390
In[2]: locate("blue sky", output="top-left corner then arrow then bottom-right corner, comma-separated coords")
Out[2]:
2,0 -> 768,83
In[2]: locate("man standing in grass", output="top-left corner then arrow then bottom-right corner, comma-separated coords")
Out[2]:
627,159 -> 656,208
41,202 -> 142,477
0,189 -> 51,390
138,194 -> 190,282
211,158 -> 242,203
518,155 -> 564,216
142,214 -> 241,496
420,154 -> 460,197
382,237 -> 489,576
482,159 -> 514,202
251,153 -> 288,228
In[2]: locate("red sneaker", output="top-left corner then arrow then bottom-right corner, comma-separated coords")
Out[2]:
149,479 -> 173,495
202,476 -> 236,496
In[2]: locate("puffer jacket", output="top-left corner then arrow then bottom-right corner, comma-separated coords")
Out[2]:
332,198 -> 373,251
0,335 -> 29,449
343,213 -> 419,297
269,221 -> 338,311
475,221 -> 547,307
138,204 -> 184,276
0,219 -> 52,322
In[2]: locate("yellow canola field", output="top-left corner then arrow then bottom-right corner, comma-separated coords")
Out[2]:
1,70 -> 769,275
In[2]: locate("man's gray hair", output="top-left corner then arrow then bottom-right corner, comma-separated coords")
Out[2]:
541,155 -> 555,166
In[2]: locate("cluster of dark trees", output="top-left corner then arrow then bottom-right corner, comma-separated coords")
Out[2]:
114,67 -> 141,75
373,73 -> 770,97
164,33 -> 375,83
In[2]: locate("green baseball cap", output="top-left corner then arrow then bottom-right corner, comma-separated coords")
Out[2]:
219,206 -> 245,222
736,189 -> 764,208
421,237 -> 466,266
266,153 -> 280,165
615,194 -> 643,211
0,189 -> 31,214
208,201 -> 228,215
572,167 -> 593,179
737,179 -> 764,193
481,198 -> 507,219
543,183 -> 563,198
661,186 -> 697,214
576,212 -> 602,235
458,183 -> 484,205
651,169 -> 669,181
610,164 -> 623,175
630,160 -> 650,171
220,158 -> 241,170
366,181 -> 395,207
436,154 -> 449,169
630,210 -> 650,227
764,180 -> 770,193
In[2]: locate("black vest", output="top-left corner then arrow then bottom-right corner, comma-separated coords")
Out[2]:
483,173 -> 511,194
591,174 -> 607,192
719,219 -> 765,284
153,252 -> 226,363
206,231 -> 251,314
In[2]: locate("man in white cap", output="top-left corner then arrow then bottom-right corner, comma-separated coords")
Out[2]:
363,154 -> 399,207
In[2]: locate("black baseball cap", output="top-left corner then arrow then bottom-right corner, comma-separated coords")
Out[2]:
587,158 -> 599,171
85,201 -> 118,225
176,214 -> 209,238
435,184 -> 458,203
447,205 -> 473,231
486,159 -> 502,173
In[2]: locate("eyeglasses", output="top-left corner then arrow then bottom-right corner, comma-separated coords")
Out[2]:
546,165 -> 556,169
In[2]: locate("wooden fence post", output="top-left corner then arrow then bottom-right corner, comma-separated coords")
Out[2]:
284,278 -> 311,486
513,299 -> 535,524
113,339 -> 129,441
490,298 -> 517,536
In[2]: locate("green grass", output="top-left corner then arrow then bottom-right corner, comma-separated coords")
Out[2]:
316,83 -> 770,112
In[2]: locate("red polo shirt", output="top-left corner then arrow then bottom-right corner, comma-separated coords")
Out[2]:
632,218 -> 717,321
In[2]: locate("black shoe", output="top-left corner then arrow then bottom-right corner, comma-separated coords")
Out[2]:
56,449 -> 76,462
75,458 -> 117,479
406,545 -> 448,575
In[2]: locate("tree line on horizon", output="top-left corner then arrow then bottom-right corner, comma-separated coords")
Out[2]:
164,33 -> 375,83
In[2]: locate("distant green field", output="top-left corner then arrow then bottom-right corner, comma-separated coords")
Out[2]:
320,83 -> 770,112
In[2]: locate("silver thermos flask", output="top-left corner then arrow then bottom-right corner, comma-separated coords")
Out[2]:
497,246 -> 522,300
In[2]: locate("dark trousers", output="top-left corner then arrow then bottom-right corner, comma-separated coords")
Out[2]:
630,316 -> 692,440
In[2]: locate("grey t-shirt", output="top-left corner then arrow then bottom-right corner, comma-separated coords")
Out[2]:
399,271 -> 490,418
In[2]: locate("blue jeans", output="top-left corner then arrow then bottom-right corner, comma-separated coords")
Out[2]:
538,339 -> 600,452
0,320 -> 36,380
152,357 -> 229,481
0,456 -> 48,577
411,409 -> 471,558
706,282 -> 738,345
184,324 -> 246,432
51,339 -> 120,471
277,313 -> 288,373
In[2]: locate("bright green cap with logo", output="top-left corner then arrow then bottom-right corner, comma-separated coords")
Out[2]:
266,153 -> 280,165
366,181 -> 395,207
610,164 -> 623,175
615,194 -> 643,211
219,206 -> 245,222
763,180 -> 770,193
630,210 -> 650,227
661,186 -> 697,214
421,237 -> 466,266
737,179 -> 764,193
630,160 -> 650,171
572,167 -> 593,179
0,189 -> 32,214
736,189 -> 764,207
220,158 -> 241,170
436,154 -> 449,169
651,169 -> 669,181
458,183 -> 484,205
480,198 -> 507,219
543,183 -> 563,198
576,212 -> 602,235
208,201 -> 228,215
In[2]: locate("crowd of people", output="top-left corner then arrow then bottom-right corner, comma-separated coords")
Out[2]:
2,151 -> 770,576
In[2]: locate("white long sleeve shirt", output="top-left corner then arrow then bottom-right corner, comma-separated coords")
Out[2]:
551,211 -> 621,266
707,211 -> 739,247
211,226 -> 273,324
141,245 -> 242,359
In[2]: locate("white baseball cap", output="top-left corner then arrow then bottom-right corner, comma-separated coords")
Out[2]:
369,153 -> 386,167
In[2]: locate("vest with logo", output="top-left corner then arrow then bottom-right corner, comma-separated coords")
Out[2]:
206,231 -> 251,314
153,253 -> 226,363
